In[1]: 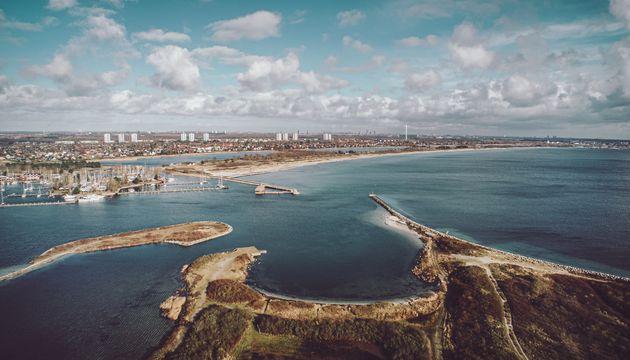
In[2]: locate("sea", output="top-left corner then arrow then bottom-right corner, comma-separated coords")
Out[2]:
0,147 -> 628,359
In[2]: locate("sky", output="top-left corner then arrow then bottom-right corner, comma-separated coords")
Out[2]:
0,0 -> 629,138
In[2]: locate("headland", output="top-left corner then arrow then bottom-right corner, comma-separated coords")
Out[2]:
150,195 -> 629,359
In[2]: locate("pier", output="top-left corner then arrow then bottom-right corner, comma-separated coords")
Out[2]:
203,174 -> 299,195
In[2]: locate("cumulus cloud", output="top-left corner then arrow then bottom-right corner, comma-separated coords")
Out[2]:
501,75 -> 556,107
610,0 -> 630,28
207,11 -> 281,42
25,53 -> 130,96
132,29 -> 191,43
405,70 -> 442,91
146,45 -> 200,91
449,22 -> 495,69
337,10 -> 366,27
342,35 -> 372,53
86,14 -> 126,41
396,35 -> 438,47
237,52 -> 348,93
27,53 -> 73,81
47,0 -> 77,11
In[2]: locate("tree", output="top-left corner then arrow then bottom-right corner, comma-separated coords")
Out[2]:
71,186 -> 80,195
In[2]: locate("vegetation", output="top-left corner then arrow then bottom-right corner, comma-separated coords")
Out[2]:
205,279 -> 264,304
253,314 -> 432,359
2,160 -> 101,172
443,266 -> 516,360
491,264 -> 630,359
167,305 -> 252,360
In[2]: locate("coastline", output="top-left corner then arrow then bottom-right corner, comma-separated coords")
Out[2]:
0,221 -> 233,283
169,145 -> 549,179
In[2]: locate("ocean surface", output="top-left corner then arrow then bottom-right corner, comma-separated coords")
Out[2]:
0,148 -> 628,359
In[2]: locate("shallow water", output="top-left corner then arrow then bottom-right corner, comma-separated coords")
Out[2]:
0,147 -> 628,359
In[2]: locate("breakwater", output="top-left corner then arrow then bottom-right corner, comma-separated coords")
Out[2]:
369,194 -> 629,282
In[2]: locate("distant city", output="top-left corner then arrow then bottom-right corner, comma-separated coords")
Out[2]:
0,131 -> 629,165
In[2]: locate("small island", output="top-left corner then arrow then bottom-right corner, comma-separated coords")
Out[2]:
150,197 -> 629,360
0,221 -> 233,282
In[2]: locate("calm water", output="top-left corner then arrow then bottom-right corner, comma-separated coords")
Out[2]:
0,148 -> 628,359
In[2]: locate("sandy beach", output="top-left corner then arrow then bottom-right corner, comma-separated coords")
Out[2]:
168,146 -> 548,179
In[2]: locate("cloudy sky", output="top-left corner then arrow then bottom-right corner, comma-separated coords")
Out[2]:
1,0 -> 629,138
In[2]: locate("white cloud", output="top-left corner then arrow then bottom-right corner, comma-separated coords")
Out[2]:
337,10 -> 366,27
0,10 -> 58,32
610,0 -> 630,28
342,35 -> 372,53
501,75 -> 555,107
237,52 -> 347,93
449,22 -> 495,69
132,29 -> 191,43
146,45 -> 200,91
396,35 -> 438,47
27,54 -> 73,81
405,70 -> 442,91
86,15 -> 126,41
207,11 -> 281,42
25,53 -> 130,96
47,0 -> 78,11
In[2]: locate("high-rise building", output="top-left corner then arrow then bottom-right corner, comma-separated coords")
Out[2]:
117,133 -> 125,143
103,133 -> 111,143
275,132 -> 283,141
282,133 -> 289,141
188,133 -> 195,142
292,132 -> 299,141
131,133 -> 138,143
203,133 -> 210,142
323,133 -> 332,141
180,132 -> 187,141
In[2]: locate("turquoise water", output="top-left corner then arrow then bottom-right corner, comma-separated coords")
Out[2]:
0,148 -> 628,359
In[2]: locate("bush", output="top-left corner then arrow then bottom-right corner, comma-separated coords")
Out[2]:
168,305 -> 252,360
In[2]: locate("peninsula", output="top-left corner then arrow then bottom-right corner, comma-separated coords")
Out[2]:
151,196 -> 629,360
0,221 -> 233,282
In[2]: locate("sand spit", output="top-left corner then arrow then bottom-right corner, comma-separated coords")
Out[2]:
0,221 -> 232,282
166,146 -> 546,179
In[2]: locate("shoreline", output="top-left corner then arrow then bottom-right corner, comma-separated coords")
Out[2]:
369,194 -> 630,282
170,145 -> 550,179
0,221 -> 233,283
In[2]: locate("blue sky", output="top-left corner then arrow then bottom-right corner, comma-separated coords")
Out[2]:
1,0 -> 629,138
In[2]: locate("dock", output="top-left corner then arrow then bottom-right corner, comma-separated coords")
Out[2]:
204,174 -> 299,195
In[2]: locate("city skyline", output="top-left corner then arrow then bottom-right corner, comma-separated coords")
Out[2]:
1,0 -> 630,139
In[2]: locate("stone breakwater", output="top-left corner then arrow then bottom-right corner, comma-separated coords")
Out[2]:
368,194 -> 629,282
